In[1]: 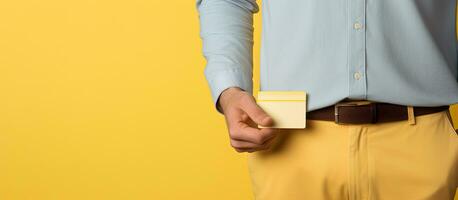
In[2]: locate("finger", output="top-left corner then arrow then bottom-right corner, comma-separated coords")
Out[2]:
239,96 -> 274,127
230,134 -> 276,149
234,147 -> 258,153
234,148 -> 255,153
231,139 -> 260,149
231,122 -> 277,144
235,138 -> 276,153
255,136 -> 277,151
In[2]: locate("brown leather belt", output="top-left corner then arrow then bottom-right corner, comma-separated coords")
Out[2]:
307,100 -> 449,124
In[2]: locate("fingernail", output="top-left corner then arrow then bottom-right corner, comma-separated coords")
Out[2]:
262,117 -> 273,125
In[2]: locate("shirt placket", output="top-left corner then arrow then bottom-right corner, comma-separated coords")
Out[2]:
348,0 -> 367,99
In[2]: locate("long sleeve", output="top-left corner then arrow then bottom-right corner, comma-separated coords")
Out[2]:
196,0 -> 259,114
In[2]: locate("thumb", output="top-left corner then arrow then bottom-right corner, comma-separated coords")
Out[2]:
240,96 -> 274,126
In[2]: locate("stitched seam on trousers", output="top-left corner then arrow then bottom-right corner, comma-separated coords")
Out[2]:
364,130 -> 371,200
347,128 -> 354,200
358,128 -> 368,200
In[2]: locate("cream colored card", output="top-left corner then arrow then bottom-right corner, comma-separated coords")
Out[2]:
256,91 -> 306,129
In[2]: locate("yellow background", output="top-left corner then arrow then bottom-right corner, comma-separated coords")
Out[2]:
0,1 -> 456,199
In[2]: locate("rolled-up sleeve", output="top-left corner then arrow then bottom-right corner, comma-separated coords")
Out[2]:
196,0 -> 259,114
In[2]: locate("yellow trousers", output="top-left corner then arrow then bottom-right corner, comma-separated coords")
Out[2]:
247,109 -> 458,200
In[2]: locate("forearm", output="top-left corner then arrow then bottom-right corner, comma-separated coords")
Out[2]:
196,0 -> 259,114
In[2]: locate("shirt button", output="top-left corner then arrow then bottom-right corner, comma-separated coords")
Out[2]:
353,22 -> 363,30
353,72 -> 362,80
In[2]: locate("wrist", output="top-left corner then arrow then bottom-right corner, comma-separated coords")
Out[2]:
218,87 -> 243,112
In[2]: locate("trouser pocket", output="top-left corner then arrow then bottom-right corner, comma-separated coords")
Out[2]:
444,110 -> 458,136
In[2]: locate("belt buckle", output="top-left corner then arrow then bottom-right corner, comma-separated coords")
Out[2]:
334,100 -> 376,124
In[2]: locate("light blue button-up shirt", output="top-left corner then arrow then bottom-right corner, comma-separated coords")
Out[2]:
196,0 -> 458,114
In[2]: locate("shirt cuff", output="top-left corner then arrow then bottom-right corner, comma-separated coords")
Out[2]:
205,67 -> 252,114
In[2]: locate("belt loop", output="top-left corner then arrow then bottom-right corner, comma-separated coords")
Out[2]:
407,106 -> 416,125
